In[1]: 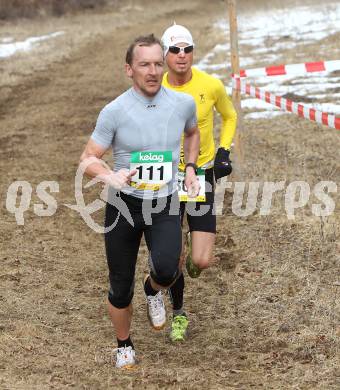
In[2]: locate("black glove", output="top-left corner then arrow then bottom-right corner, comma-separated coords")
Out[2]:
214,147 -> 232,181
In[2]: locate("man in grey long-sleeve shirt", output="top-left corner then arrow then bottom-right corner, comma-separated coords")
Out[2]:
79,34 -> 200,369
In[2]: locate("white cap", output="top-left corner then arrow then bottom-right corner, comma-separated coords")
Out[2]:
161,23 -> 194,55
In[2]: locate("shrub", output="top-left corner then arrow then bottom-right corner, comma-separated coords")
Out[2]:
0,0 -> 109,20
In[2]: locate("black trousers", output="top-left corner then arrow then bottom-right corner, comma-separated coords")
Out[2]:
104,192 -> 182,308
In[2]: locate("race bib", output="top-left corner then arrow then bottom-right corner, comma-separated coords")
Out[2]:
130,151 -> 172,190
178,168 -> 206,202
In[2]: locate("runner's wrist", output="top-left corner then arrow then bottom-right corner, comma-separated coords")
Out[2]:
185,162 -> 197,175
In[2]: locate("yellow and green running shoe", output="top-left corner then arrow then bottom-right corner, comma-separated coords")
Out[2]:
185,232 -> 202,278
170,314 -> 189,342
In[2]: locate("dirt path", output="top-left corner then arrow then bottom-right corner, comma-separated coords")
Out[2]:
1,0 -> 339,389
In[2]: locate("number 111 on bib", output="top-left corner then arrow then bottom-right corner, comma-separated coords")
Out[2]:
130,151 -> 173,190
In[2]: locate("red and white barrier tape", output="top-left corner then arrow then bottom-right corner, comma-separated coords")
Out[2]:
233,60 -> 340,78
233,78 -> 340,130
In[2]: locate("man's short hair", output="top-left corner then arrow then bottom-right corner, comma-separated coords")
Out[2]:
125,34 -> 163,66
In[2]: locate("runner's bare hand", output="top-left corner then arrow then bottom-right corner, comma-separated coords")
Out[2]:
184,171 -> 200,198
104,169 -> 137,190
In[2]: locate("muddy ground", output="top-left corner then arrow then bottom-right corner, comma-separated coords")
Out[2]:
0,0 -> 339,388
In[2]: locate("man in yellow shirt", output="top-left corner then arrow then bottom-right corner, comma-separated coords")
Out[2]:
161,24 -> 237,342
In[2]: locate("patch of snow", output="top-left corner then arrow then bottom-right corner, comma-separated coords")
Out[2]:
0,31 -> 64,59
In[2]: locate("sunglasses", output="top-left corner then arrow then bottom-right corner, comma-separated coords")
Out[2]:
168,45 -> 194,54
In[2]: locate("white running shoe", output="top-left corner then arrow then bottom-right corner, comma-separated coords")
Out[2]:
146,290 -> 166,330
115,346 -> 136,369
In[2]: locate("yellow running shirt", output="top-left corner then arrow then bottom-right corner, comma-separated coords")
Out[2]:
162,67 -> 237,170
